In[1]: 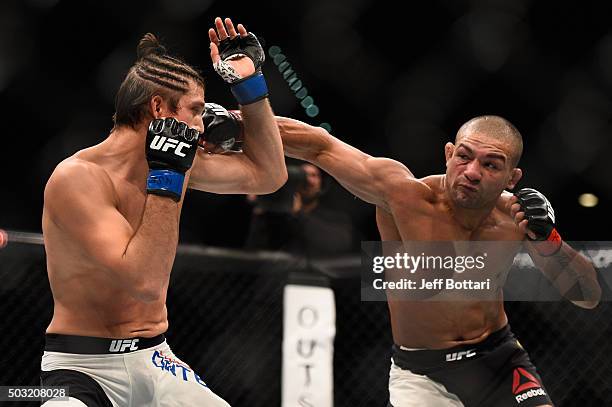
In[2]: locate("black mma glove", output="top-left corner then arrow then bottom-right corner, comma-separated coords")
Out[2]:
200,103 -> 244,153
213,32 -> 268,105
146,118 -> 200,202
515,188 -> 562,256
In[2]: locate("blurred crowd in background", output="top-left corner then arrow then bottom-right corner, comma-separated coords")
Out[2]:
1,0 -> 611,249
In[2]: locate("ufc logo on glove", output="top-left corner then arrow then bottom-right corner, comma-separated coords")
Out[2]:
149,135 -> 192,157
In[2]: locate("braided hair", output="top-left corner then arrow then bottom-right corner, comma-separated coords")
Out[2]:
113,33 -> 205,128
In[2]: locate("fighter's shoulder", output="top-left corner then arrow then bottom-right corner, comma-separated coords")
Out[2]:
386,174 -> 437,205
45,156 -> 114,203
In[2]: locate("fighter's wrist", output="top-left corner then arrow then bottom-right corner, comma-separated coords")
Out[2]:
146,169 -> 185,202
530,228 -> 563,256
230,72 -> 269,105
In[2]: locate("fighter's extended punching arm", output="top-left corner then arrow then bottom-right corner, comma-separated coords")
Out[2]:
44,119 -> 200,303
511,188 -> 601,309
277,116 -> 414,210
192,107 -> 417,209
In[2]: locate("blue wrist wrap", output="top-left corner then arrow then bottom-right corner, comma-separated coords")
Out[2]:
147,169 -> 185,202
230,72 -> 268,105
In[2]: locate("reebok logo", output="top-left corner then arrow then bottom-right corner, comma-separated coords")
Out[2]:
109,338 -> 140,353
515,388 -> 546,404
445,349 -> 476,362
149,135 -> 192,157
513,367 -> 546,403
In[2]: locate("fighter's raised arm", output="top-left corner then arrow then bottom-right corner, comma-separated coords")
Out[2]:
188,18 -> 287,195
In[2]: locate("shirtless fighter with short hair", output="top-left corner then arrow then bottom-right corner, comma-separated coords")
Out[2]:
40,18 -> 286,406
209,110 -> 601,406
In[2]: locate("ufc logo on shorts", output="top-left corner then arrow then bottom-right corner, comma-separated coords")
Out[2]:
445,349 -> 476,362
149,135 -> 192,157
109,339 -> 140,353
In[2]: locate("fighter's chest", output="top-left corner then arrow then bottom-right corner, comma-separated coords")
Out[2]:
391,209 -> 523,273
392,206 -> 522,242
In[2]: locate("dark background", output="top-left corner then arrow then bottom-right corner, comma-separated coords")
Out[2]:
1,0 -> 611,242
1,1 -> 612,406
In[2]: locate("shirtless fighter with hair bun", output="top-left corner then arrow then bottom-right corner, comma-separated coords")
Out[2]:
40,18 -> 286,406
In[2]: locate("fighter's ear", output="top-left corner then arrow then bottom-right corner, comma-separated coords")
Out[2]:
507,167 -> 523,190
444,142 -> 455,165
149,95 -> 164,119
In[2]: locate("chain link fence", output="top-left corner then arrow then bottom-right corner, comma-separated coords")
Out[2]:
0,241 -> 610,406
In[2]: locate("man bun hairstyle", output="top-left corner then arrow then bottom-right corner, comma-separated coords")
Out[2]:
136,33 -> 167,60
113,33 -> 205,128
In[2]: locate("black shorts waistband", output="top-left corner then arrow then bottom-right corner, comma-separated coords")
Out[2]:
45,333 -> 165,354
392,324 -> 515,371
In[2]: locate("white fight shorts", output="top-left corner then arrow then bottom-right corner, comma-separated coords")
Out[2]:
40,333 -> 230,406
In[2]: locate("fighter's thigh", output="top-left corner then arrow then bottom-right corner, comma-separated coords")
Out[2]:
146,349 -> 229,407
389,362 -> 464,407
154,373 -> 230,407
